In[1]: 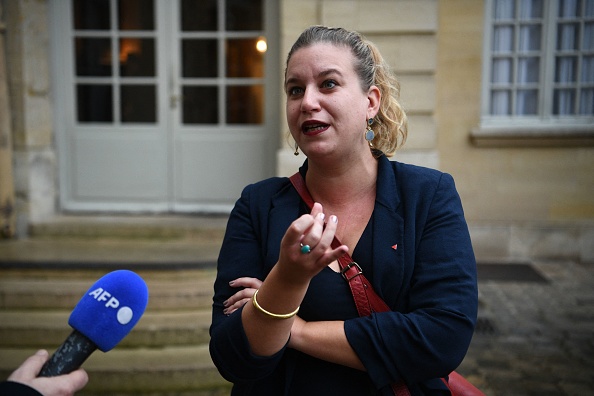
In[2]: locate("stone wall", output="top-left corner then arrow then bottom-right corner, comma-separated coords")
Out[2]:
435,0 -> 594,262
4,0 -> 56,237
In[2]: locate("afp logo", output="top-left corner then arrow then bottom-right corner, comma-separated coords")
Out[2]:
88,288 -> 134,325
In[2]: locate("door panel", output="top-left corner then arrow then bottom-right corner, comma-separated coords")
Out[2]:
174,135 -> 268,205
74,134 -> 167,200
171,0 -> 276,211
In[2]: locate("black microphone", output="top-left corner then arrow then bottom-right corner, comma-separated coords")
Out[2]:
39,270 -> 149,377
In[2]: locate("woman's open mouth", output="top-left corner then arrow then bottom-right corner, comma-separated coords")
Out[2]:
301,121 -> 329,136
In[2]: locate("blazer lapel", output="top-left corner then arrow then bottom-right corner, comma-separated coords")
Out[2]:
371,157 -> 406,308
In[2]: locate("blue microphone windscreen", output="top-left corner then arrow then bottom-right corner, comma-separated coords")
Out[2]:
68,270 -> 149,352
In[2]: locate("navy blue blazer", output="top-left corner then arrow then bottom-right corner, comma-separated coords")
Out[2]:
210,155 -> 478,395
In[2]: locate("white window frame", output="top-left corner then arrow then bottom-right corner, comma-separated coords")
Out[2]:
473,0 -> 594,146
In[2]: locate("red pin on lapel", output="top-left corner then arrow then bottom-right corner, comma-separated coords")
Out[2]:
391,244 -> 398,250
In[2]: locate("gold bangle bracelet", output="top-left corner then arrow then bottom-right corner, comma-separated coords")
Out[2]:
251,289 -> 299,319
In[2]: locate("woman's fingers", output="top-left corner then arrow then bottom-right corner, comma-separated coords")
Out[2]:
229,277 -> 262,289
224,297 -> 251,315
299,212 -> 325,249
278,203 -> 349,281
224,277 -> 263,315
282,202 -> 326,250
224,288 -> 255,314
313,214 -> 349,264
309,202 -> 324,218
283,204 -> 319,246
221,206 -> 349,316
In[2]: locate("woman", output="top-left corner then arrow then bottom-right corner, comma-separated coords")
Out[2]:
209,26 -> 477,395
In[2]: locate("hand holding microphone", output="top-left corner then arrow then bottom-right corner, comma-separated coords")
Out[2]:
39,269 -> 149,377
3,349 -> 88,396
1,269 -> 148,395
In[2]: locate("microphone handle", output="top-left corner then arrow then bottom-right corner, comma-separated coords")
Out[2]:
39,329 -> 97,377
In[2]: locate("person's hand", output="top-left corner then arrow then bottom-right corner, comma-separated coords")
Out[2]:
226,277 -> 309,350
277,202 -> 348,283
7,350 -> 88,396
224,277 -> 263,315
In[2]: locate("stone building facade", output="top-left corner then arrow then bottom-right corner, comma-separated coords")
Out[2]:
1,0 -> 592,262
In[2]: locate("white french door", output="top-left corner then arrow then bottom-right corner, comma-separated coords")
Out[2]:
50,0 -> 279,212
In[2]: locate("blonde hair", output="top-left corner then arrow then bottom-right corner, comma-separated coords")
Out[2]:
286,26 -> 408,156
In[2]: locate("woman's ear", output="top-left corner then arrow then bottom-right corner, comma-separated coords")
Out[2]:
367,85 -> 381,117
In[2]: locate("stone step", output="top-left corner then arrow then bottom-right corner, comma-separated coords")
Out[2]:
0,346 -> 231,395
0,268 -> 217,310
27,214 -> 229,241
0,236 -> 222,268
0,249 -> 232,394
0,309 -> 212,348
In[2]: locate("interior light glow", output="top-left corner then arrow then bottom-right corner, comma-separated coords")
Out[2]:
256,39 -> 267,53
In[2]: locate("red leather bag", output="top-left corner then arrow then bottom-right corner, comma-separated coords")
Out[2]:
290,173 -> 484,396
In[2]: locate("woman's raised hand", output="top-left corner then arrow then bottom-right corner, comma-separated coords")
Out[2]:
277,203 -> 348,284
224,203 -> 347,316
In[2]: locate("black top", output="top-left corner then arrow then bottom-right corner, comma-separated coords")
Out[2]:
281,216 -> 380,396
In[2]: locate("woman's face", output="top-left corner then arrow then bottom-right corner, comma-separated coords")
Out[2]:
285,43 -> 379,161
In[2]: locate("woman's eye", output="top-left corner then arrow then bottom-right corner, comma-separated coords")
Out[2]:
322,80 -> 337,89
288,86 -> 303,96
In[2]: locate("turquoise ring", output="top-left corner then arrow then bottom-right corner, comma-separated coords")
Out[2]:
300,244 -> 311,254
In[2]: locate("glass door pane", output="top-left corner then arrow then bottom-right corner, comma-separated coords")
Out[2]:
73,0 -> 157,124
226,38 -> 265,77
119,0 -> 155,30
226,0 -> 262,30
181,0 -> 217,31
182,39 -> 218,78
180,0 -> 265,125
74,0 -> 111,30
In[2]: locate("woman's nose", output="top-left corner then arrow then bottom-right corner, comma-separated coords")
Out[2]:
300,88 -> 321,112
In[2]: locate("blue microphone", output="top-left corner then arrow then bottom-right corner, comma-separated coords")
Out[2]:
39,270 -> 149,377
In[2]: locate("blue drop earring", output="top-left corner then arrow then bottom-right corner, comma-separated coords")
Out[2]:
365,118 -> 375,146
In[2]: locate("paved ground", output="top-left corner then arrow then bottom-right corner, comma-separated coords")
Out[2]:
1,237 -> 593,395
460,260 -> 594,396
